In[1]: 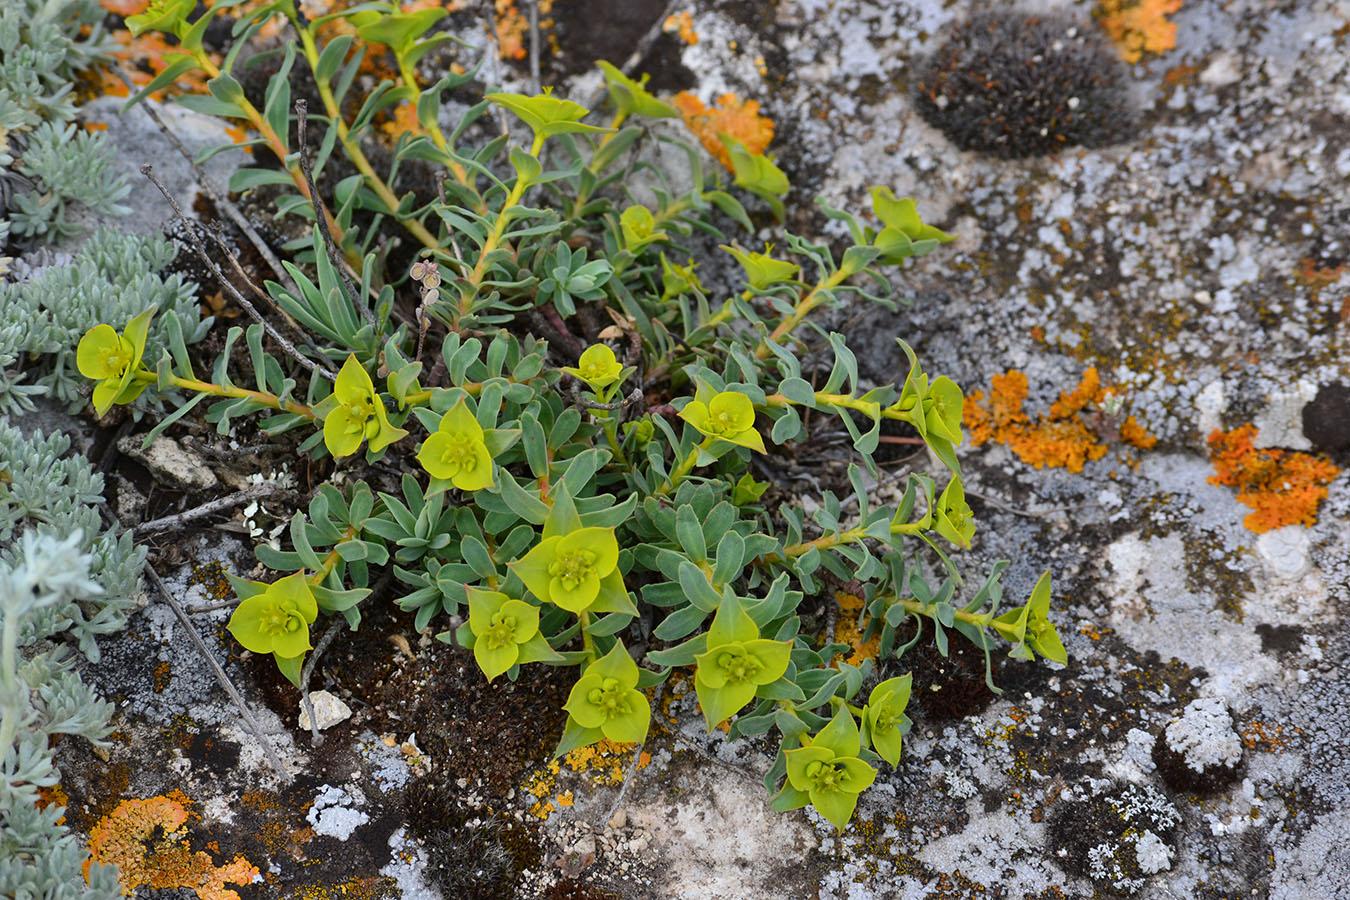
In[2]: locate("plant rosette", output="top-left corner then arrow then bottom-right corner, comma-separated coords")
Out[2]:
778,705 -> 877,831
320,355 -> 408,458
558,641 -> 651,752
416,398 -> 496,490
227,571 -> 318,686
694,595 -> 792,729
991,570 -> 1066,664
76,306 -> 155,416
679,385 -> 766,452
464,586 -> 563,681
859,674 -> 912,767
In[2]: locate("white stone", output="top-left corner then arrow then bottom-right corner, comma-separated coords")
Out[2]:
299,690 -> 352,731
117,434 -> 217,491
1253,379 -> 1319,450
1257,526 -> 1311,579
307,785 -> 368,840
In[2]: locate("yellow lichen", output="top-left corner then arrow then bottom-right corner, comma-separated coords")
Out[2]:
85,792 -> 258,899
1096,0 -> 1183,64
1207,424 -> 1340,533
831,592 -> 880,666
672,92 -> 774,170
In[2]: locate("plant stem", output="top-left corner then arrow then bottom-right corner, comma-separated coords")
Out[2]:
291,26 -> 442,253
655,435 -> 712,496
752,268 -> 850,360
190,50 -> 356,266
578,610 -> 597,661
134,370 -> 318,420
456,134 -> 546,321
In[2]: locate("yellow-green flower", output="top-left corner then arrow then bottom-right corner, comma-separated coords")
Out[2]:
76,306 -> 155,417
992,570 -> 1066,664
860,674 -> 912,767
323,355 -> 408,458
227,571 -> 318,661
934,476 -> 975,548
923,376 -> 964,445
511,526 -> 627,613
562,641 -> 650,744
563,344 -> 625,392
619,206 -> 666,252
693,596 -> 791,730
125,0 -> 192,36
722,243 -> 799,290
780,706 -> 877,831
596,60 -> 679,119
679,389 -> 765,452
417,399 -> 495,490
466,587 -> 561,681
659,254 -> 701,301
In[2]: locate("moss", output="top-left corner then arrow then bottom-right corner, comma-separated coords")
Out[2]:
914,11 -> 1133,159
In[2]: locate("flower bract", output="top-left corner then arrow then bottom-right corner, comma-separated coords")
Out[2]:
487,90 -> 612,144
126,0 -> 192,36
323,354 -> 408,458
869,187 -> 955,263
510,526 -> 630,614
860,674 -> 912,767
563,344 -> 625,392
991,570 -> 1066,664
417,398 -> 494,490
934,475 -> 975,548
76,306 -> 155,417
227,571 -> 318,661
466,587 -> 560,681
721,244 -> 799,290
783,706 -> 877,831
562,641 -> 650,744
693,596 -> 791,730
596,61 -> 679,119
679,388 -> 765,452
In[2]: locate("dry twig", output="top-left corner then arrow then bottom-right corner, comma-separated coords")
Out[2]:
140,165 -> 335,381
143,564 -> 292,782
134,481 -> 304,536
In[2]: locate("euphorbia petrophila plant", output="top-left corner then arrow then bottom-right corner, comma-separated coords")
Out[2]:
76,20 -> 1071,829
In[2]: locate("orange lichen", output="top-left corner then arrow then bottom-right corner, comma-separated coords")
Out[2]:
1206,424 -> 1340,533
85,792 -> 258,899
1240,720 -> 1297,752
663,11 -> 698,45
1120,415 -> 1158,449
831,592 -> 880,666
964,368 -> 1155,473
380,101 -> 421,137
493,0 -> 552,60
36,785 -> 69,824
672,92 -> 774,169
1096,0 -> 1183,64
